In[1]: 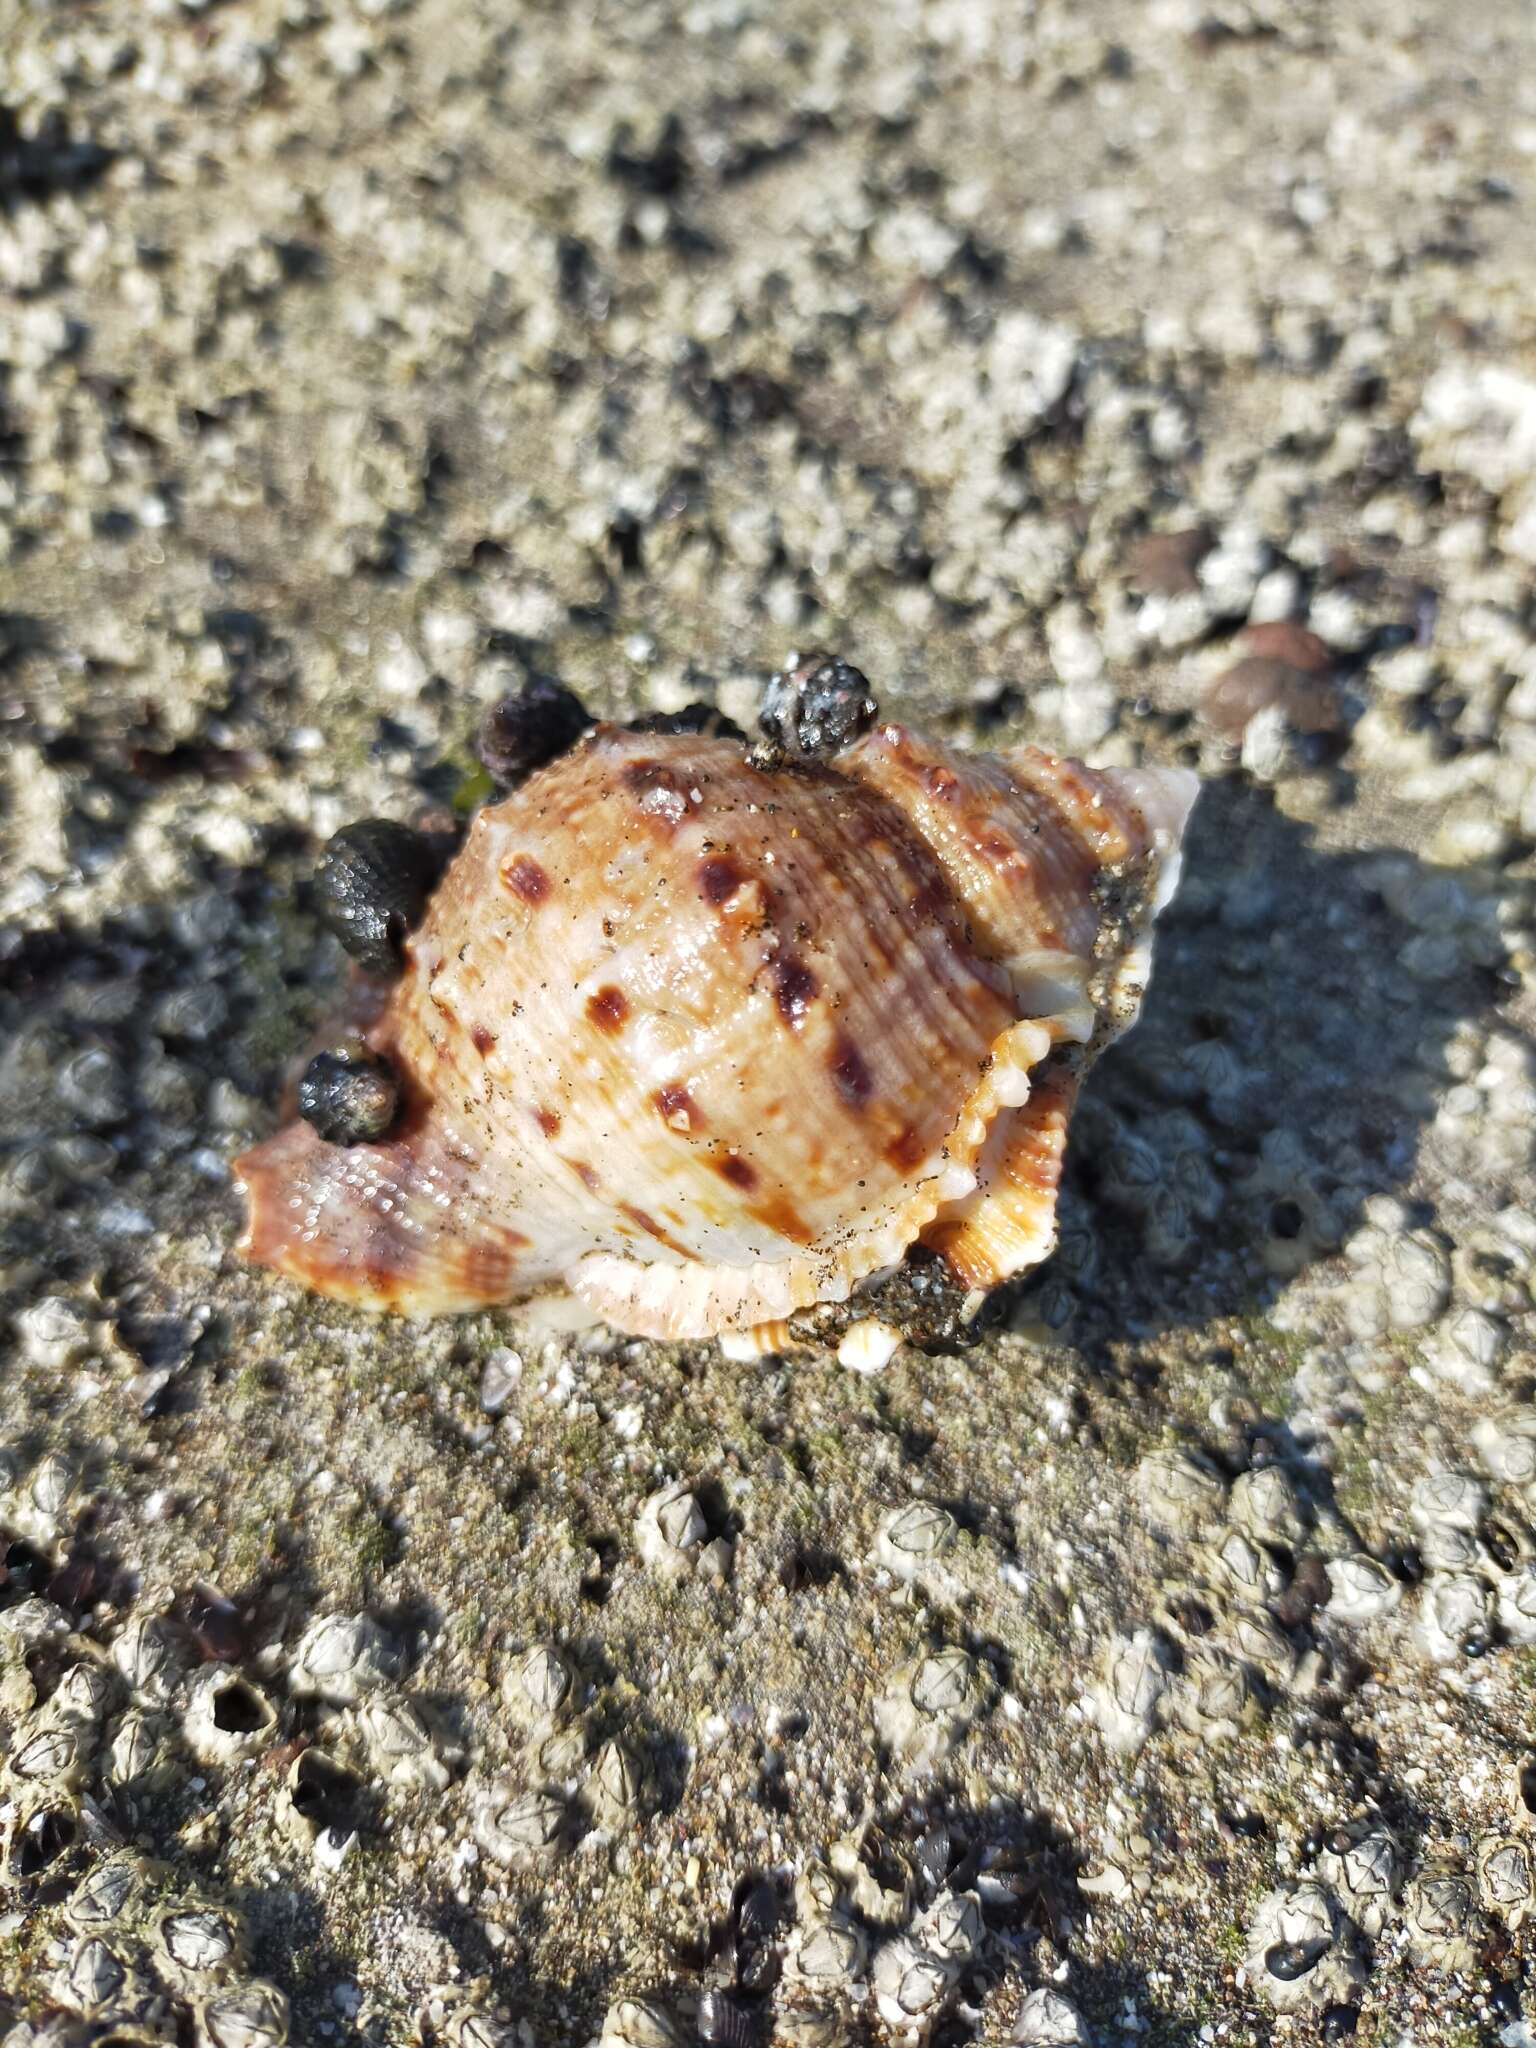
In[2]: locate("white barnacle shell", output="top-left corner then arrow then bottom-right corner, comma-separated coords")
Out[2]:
8,1714 -> 92,1790
29,1450 -> 77,1524
1169,1647 -> 1257,1744
1316,1822 -> 1401,1939
0,1595 -> 71,1653
473,1779 -> 569,1868
1207,1529 -> 1284,1602
875,1647 -> 987,1773
909,1647 -> 981,1720
1418,1518 -> 1481,1574
1381,1229 -> 1453,1331
197,1978 -> 291,2048
1012,1989 -> 1092,2046
530,1714 -> 592,1782
636,1481 -> 707,1578
1324,1554 -> 1402,1624
1224,1607 -> 1298,1682
153,1902 -> 247,1986
912,1889 -> 982,1964
773,2010 -> 844,2048
871,1934 -> 954,2034
2,1790 -> 81,1889
104,1709 -> 175,1792
48,1656 -> 119,1727
1427,1306 -> 1506,1393
1092,1629 -> 1171,1756
789,1915 -> 868,1990
1497,1563 -> 1536,1646
65,1854 -> 149,1934
1228,1465 -> 1304,1545
56,1933 -> 138,2019
587,1737 -> 644,1832
181,1668 -> 278,1765
600,1996 -> 687,2048
1243,1881 -> 1363,2014
112,1616 -> 183,1707
280,1747 -> 362,1856
793,1857 -> 845,1925
1402,1866 -> 1481,1971
235,724 -> 1196,1338
346,1690 -> 451,1792
15,1295 -> 106,1370
1414,1572 -> 1493,1664
1134,1446 -> 1226,1537
289,1612 -> 398,1704
1477,1833 -> 1534,1927
877,1500 -> 959,1579
1409,1470 -> 1488,1532
504,1643 -> 575,1727
1472,1409 -> 1536,1488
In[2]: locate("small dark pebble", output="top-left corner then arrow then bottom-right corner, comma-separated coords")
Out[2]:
1126,526 -> 1213,597
628,702 -> 746,741
1202,655 -> 1343,740
1266,1939 -> 1327,1983
298,1046 -> 400,1147
755,651 -> 878,762
1320,2004 -> 1359,2042
477,677 -> 591,787
316,819 -> 443,975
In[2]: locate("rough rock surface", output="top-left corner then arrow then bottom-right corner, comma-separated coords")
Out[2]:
3,0 -> 1536,2040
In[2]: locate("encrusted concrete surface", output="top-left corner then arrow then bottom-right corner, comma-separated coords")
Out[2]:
3,0 -> 1536,2041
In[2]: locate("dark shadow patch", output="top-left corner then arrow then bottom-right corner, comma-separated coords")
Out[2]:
1004,777 -> 1510,1356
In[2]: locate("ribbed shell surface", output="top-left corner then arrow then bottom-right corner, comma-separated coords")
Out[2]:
236,723 -> 1196,1336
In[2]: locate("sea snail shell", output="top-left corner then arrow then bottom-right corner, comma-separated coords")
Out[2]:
235,719 -> 1197,1339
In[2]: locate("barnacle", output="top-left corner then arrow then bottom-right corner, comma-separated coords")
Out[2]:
236,713 -> 1196,1340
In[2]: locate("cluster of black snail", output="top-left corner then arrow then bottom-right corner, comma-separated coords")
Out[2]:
297,654 -> 879,1148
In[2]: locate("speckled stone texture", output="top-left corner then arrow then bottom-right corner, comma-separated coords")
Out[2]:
3,0 -> 1536,2041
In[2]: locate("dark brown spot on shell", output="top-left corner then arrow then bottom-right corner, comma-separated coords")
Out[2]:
504,854 -> 552,904
654,1083 -> 703,1133
570,1160 -> 600,1191
1203,655 -> 1343,739
471,1025 -> 496,1055
586,985 -> 629,1032
534,1107 -> 562,1137
829,1034 -> 873,1110
885,1125 -> 926,1172
620,1203 -> 694,1257
698,854 -> 744,904
772,955 -> 819,1025
715,1154 -> 758,1191
750,1194 -> 814,1244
